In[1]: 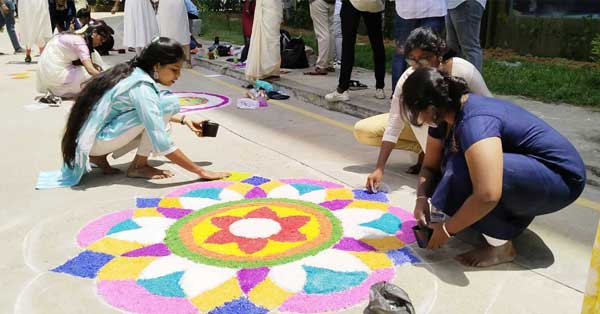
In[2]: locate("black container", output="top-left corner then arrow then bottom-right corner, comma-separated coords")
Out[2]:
412,225 -> 433,249
202,121 -> 219,137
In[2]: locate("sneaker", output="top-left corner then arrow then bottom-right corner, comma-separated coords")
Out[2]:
375,88 -> 385,99
325,90 -> 349,102
14,48 -> 25,54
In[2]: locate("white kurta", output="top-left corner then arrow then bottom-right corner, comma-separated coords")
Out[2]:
17,0 -> 52,49
157,0 -> 191,46
123,0 -> 160,49
245,0 -> 283,81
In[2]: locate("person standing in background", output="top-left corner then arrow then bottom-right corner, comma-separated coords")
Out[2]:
324,0 -> 386,102
157,0 -> 192,67
245,0 -> 283,81
391,0 -> 445,92
0,0 -> 24,54
304,0 -> 335,75
18,0 -> 52,63
239,0 -> 255,63
332,0 -> 342,67
112,0 -> 159,56
446,0 -> 486,72
49,0 -> 77,32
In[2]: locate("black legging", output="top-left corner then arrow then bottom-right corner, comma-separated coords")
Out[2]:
338,0 -> 385,92
240,36 -> 251,63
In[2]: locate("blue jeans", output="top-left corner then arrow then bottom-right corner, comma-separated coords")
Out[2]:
391,14 -> 444,92
446,0 -> 485,72
0,0 -> 22,51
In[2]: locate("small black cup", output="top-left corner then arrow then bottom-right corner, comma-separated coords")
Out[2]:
412,225 -> 433,249
202,121 -> 219,137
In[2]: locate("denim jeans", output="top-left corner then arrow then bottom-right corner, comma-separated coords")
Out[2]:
391,14 -> 444,92
446,0 -> 485,72
0,0 -> 22,51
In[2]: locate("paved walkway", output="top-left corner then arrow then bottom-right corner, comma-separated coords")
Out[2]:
0,12 -> 598,314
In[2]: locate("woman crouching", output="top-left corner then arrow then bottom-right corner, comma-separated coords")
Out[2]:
403,67 -> 586,267
37,37 -> 230,189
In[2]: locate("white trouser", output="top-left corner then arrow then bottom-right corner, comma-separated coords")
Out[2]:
90,116 -> 172,158
309,0 -> 335,69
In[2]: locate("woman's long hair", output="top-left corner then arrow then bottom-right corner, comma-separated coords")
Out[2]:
61,37 -> 185,168
401,67 -> 469,127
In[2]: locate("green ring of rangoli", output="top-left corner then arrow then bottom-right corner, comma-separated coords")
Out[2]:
165,198 -> 343,268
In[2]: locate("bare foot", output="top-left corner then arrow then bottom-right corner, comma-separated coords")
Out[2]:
198,170 -> 231,180
455,241 -> 517,267
127,165 -> 174,179
89,155 -> 121,175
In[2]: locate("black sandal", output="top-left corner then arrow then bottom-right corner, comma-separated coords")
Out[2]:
348,80 -> 368,90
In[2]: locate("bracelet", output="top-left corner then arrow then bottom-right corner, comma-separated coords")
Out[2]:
416,196 -> 428,200
442,223 -> 453,238
180,115 -> 186,125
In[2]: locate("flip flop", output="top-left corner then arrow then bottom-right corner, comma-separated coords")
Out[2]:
348,80 -> 368,90
304,67 -> 328,75
267,91 -> 290,100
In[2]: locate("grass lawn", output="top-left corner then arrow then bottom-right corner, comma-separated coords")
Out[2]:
200,13 -> 600,108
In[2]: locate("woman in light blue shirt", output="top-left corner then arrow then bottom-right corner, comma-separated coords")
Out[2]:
37,37 -> 230,189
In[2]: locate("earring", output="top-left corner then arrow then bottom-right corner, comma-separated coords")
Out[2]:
153,70 -> 159,80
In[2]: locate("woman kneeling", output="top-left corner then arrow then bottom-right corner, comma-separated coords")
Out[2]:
37,37 -> 229,189
403,68 -> 586,267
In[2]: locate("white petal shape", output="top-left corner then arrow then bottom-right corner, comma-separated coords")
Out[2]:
334,208 -> 390,239
218,189 -> 244,202
179,263 -> 237,297
178,197 -> 220,210
301,249 -> 370,273
298,189 -> 327,203
269,261 -> 307,292
109,217 -> 174,244
267,185 -> 300,199
138,255 -> 196,279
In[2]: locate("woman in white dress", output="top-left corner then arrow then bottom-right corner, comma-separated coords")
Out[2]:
245,0 -> 283,81
156,0 -> 191,67
112,0 -> 159,55
17,0 -> 52,63
37,25 -> 112,97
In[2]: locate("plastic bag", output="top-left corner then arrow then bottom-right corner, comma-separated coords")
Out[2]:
363,282 -> 415,314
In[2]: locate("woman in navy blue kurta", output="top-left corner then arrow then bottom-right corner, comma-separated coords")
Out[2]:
402,68 -> 586,267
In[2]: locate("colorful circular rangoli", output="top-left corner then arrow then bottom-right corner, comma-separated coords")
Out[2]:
175,91 -> 230,113
53,173 -> 419,314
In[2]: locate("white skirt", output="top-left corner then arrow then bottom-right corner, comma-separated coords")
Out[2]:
123,0 -> 160,48
17,0 -> 52,49
245,0 -> 283,81
157,0 -> 191,46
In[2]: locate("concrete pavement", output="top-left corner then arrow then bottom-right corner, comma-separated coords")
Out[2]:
0,12 -> 599,314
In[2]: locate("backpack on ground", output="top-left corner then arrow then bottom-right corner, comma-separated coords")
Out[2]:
280,29 -> 309,69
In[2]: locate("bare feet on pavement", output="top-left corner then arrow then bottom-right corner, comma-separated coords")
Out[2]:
127,165 -> 174,179
90,155 -> 121,175
199,170 -> 231,180
455,240 -> 517,267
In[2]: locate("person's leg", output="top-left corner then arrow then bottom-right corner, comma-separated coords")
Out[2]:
240,36 -> 251,62
391,14 -> 416,93
2,0 -> 22,52
445,10 -> 460,58
353,114 -> 421,152
362,10 -> 385,90
337,0 -> 360,92
333,0 -> 343,63
127,123 -> 175,179
310,0 -> 334,70
419,16 -> 445,36
447,0 -> 484,72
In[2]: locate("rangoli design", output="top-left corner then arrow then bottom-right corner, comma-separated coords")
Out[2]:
175,91 -> 230,113
52,173 -> 419,314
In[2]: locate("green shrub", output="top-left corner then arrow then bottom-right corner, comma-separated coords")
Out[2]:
592,33 -> 600,63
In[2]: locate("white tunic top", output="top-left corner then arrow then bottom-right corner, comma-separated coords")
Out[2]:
123,0 -> 160,48
157,0 -> 191,46
394,0 -> 447,19
384,57 -> 492,151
